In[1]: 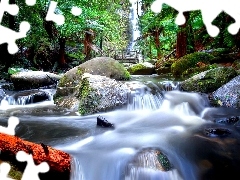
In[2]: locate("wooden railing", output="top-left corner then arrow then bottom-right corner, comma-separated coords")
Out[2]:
91,49 -> 142,64
113,50 -> 139,63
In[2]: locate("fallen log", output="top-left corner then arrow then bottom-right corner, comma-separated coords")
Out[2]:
0,133 -> 71,180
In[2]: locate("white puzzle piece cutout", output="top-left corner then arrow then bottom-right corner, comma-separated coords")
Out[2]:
150,0 -> 240,37
25,0 -> 36,6
0,0 -> 31,54
45,1 -> 65,25
71,6 -> 82,16
16,151 -> 50,180
0,116 -> 19,136
0,162 -> 14,180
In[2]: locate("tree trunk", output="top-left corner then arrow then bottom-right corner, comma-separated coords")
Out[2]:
84,29 -> 94,61
176,12 -> 190,59
59,38 -> 66,66
154,29 -> 161,59
0,133 -> 71,179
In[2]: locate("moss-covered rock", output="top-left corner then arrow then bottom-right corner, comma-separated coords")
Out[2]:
180,67 -> 238,93
79,57 -> 130,80
128,148 -> 172,172
232,59 -> 240,70
181,64 -> 219,78
127,62 -> 155,75
212,75 -> 240,108
171,52 -> 215,77
54,67 -> 129,115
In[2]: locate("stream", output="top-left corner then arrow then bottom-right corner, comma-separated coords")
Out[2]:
0,75 -> 240,180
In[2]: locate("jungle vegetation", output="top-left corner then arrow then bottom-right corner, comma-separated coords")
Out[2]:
0,0 -> 239,75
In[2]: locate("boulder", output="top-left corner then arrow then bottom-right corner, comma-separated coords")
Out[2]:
10,71 -> 62,90
127,62 -> 155,75
171,52 -> 215,77
126,148 -> 172,175
180,67 -> 238,93
78,56 -> 130,80
54,67 -> 129,115
212,75 -> 240,108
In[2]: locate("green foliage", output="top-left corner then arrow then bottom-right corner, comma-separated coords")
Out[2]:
138,1 -> 178,59
8,68 -> 23,75
171,52 -> 214,77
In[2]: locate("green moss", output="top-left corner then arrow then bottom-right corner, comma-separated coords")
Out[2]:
58,75 -> 72,87
157,152 -> 172,171
77,77 -> 101,115
182,64 -> 218,77
123,70 -> 131,80
128,64 -> 147,74
181,67 -> 237,93
171,52 -> 215,77
232,60 -> 240,70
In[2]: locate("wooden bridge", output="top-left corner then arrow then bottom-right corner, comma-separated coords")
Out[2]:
90,46 -> 141,64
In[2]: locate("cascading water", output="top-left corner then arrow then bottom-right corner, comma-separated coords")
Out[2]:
0,76 -> 240,180
0,89 -> 55,106
128,0 -> 142,51
125,81 -> 163,110
57,90 -> 223,180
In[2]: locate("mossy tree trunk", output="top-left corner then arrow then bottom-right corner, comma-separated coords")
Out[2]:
176,12 -> 190,59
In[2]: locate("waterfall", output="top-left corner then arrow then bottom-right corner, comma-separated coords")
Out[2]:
128,0 -> 142,51
125,81 -> 163,110
0,89 -> 55,106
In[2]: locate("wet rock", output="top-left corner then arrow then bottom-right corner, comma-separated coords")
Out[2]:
127,148 -> 172,171
214,116 -> 240,124
212,75 -> 240,108
10,71 -> 62,90
159,81 -> 179,91
204,128 -> 231,137
127,62 -> 155,75
54,67 -> 129,115
180,67 -> 238,93
97,115 -> 114,128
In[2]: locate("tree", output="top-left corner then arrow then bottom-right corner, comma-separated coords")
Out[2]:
176,12 -> 190,59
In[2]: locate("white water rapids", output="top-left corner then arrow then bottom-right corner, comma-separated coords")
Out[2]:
0,78 -> 240,180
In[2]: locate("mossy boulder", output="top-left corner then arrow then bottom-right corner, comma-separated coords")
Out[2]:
54,67 -> 129,115
180,67 -> 238,93
155,59 -> 175,75
232,60 -> 240,70
212,75 -> 240,108
127,62 -> 155,75
181,64 -> 219,78
171,52 -> 215,77
79,57 -> 130,80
